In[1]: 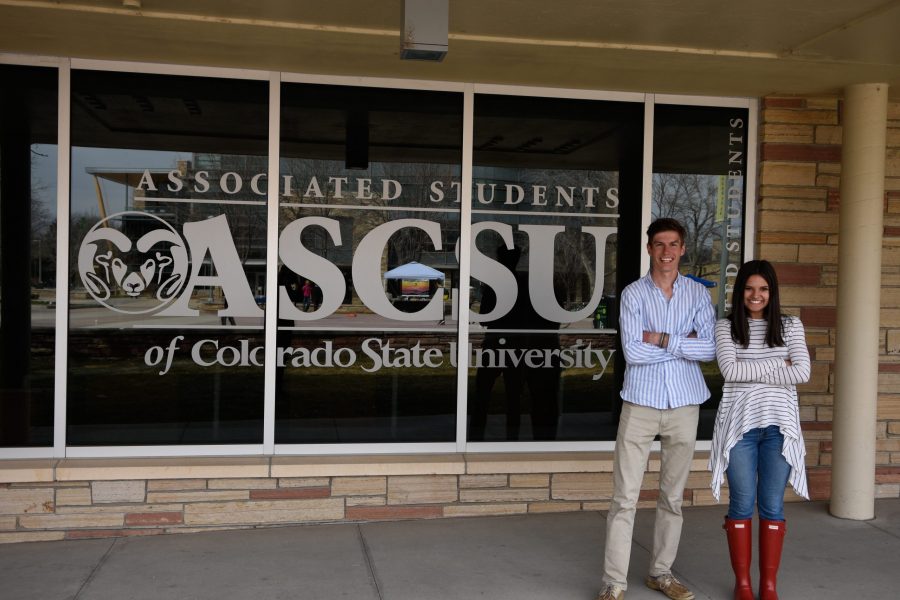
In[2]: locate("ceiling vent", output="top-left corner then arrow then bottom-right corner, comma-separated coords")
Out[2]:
401,0 -> 448,62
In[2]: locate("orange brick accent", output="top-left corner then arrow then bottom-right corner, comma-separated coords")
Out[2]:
125,512 -> 183,526
806,468 -> 832,501
66,529 -> 163,540
249,488 -> 331,500
800,307 -> 837,327
761,143 -> 841,163
875,467 -> 900,483
773,263 -> 821,285
346,505 -> 442,520
763,98 -> 805,109
801,422 -> 833,431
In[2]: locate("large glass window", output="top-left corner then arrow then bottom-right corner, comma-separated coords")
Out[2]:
0,65 -> 58,447
67,71 -> 269,445
468,94 -> 644,441
0,60 -> 757,454
652,103 -> 750,438
276,83 -> 463,443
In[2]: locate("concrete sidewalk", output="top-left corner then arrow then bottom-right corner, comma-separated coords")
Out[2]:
1,499 -> 897,600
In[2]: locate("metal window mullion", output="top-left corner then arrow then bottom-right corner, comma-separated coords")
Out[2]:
454,85 -> 475,453
280,71 -> 465,92
262,72 -> 281,455
54,59 -> 71,458
274,442 -> 458,456
0,53 -> 60,67
652,93 -> 750,108
64,445 -> 265,458
744,99 -> 759,260
69,58 -> 269,81
640,94 -> 655,274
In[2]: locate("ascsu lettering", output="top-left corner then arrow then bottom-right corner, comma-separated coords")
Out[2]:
145,215 -> 617,325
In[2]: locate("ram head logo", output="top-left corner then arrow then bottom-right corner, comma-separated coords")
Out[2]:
78,212 -> 189,314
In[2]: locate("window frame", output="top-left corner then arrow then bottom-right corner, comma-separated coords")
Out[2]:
0,55 -> 758,459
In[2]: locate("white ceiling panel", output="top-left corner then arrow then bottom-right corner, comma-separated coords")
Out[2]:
2,0 -> 900,98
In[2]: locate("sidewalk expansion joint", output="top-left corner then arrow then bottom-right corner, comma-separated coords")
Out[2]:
73,537 -> 118,600
865,519 -> 900,541
357,524 -> 385,600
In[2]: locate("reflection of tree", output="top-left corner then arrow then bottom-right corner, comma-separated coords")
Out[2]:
30,173 -> 55,286
386,162 -> 457,267
67,213 -> 99,287
472,168 -> 618,307
279,158 -> 339,260
30,183 -> 53,233
652,173 -> 718,277
279,158 -> 458,269
554,228 -> 597,307
193,154 -> 268,267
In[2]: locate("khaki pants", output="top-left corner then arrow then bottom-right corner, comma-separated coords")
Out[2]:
602,402 -> 699,589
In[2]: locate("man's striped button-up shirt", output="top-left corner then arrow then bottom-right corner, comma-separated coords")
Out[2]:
619,272 -> 717,408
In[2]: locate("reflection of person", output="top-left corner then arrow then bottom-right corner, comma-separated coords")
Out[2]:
598,218 -> 715,600
277,266 -> 303,395
312,282 -> 322,311
219,298 -> 236,326
470,245 -> 560,441
710,260 -> 810,600
280,268 -> 303,320
302,279 -> 313,312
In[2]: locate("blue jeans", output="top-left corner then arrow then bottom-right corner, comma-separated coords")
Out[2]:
726,425 -> 791,521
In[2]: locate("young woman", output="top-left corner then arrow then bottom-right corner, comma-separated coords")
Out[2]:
709,260 -> 810,600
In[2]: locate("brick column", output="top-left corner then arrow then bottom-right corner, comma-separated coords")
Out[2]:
831,83 -> 889,520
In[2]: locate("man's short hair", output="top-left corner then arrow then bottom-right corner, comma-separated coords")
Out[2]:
647,218 -> 686,244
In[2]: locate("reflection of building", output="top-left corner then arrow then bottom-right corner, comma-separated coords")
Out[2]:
2,2 -> 899,542
90,159 -> 271,295
92,158 -> 463,309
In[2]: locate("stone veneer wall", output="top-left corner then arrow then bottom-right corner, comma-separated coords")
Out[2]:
0,453 -> 729,544
759,95 -> 900,499
3,93 -> 900,544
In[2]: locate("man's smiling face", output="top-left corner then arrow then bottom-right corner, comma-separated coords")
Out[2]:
647,230 -> 685,275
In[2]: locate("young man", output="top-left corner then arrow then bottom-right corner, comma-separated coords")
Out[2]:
597,218 -> 716,600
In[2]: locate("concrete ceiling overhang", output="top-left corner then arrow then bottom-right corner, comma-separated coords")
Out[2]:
2,0 -> 900,99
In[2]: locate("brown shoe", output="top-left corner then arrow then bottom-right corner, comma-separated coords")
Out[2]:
645,574 -> 694,600
596,583 -> 625,600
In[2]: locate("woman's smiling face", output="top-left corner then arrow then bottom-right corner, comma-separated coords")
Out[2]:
744,274 -> 770,319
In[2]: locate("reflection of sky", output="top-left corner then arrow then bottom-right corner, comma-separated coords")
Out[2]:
71,148 -> 190,217
32,145 -> 190,220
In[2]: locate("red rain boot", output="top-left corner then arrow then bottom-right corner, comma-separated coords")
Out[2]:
723,517 -> 754,600
759,519 -> 786,600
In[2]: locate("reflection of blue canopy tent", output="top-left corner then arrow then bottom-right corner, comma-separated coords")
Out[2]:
383,261 -> 445,280
684,273 -> 717,288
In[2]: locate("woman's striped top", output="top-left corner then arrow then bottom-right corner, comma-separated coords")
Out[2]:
709,316 -> 811,501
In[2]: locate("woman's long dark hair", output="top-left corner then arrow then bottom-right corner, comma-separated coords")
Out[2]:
729,259 -> 785,348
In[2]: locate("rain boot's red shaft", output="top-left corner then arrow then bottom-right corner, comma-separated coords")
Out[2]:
723,517 -> 754,600
759,519 -> 786,600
